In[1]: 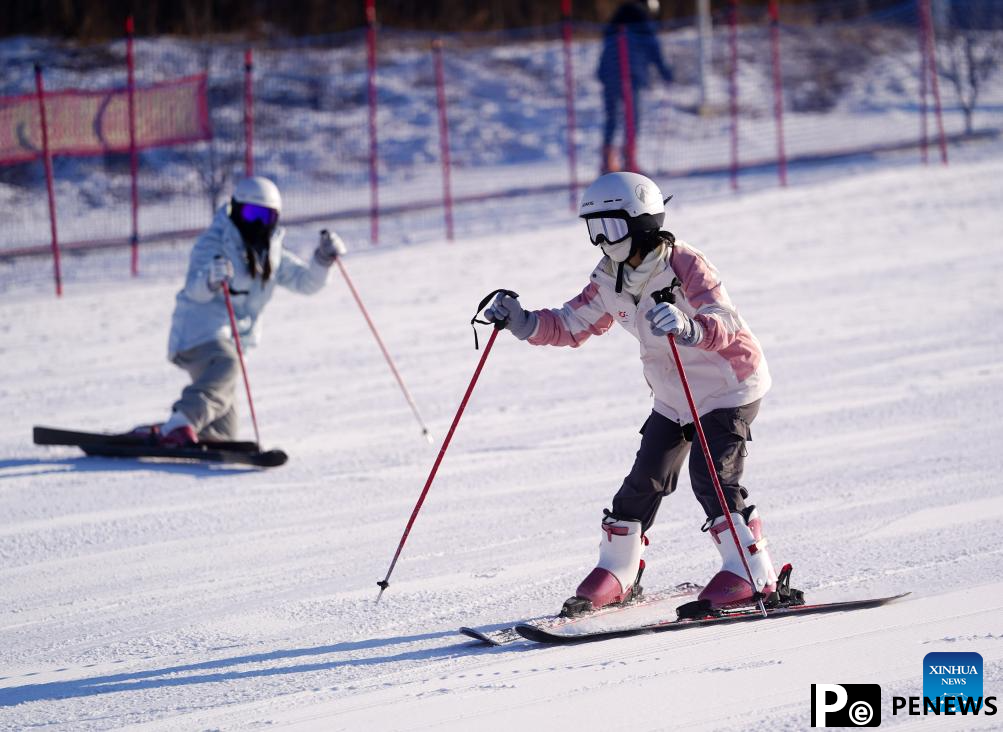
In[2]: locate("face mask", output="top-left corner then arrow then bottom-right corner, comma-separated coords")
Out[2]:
601,238 -> 632,263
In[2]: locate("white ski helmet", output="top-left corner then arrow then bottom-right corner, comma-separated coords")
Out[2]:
233,176 -> 282,214
230,177 -> 282,269
581,171 -> 665,225
580,172 -> 669,293
579,171 -> 665,243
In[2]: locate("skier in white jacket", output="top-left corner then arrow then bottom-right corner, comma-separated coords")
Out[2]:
155,176 -> 346,448
486,172 -> 779,616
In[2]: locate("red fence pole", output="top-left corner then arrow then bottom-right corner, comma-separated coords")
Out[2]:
617,27 -> 637,173
432,39 -> 455,242
728,0 -> 740,190
917,0 -> 929,163
244,48 -> 255,176
560,0 -> 579,211
768,0 -> 787,187
921,0 -> 948,165
34,64 -> 62,297
366,0 -> 380,245
126,16 -> 140,276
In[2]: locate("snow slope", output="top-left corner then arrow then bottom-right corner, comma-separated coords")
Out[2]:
1,149 -> 1002,730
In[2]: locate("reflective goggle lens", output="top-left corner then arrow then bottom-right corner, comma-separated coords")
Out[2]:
585,216 -> 630,245
240,203 -> 279,227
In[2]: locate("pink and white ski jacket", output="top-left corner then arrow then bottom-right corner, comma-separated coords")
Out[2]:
527,241 -> 770,423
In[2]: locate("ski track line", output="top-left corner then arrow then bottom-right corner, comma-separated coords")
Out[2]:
357,594 -> 1003,731
114,640 -> 518,732
169,589 -> 1003,732
423,589 -> 999,696
10,518 -> 996,687
67,597 -> 702,729
804,545 -> 1003,594
1,567 -> 565,685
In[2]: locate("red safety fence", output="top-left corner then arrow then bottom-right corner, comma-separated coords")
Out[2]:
0,75 -> 210,164
1,0 -> 1001,294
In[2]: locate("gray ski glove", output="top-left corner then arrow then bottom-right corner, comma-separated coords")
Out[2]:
647,302 -> 703,346
485,293 -> 537,340
208,256 -> 235,291
314,229 -> 348,267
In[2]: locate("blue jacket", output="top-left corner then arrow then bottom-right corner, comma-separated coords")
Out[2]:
597,3 -> 673,90
168,205 -> 329,360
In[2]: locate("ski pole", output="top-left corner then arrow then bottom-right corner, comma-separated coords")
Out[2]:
221,275 -> 262,448
652,287 -> 768,619
328,233 -> 432,443
376,289 -> 517,602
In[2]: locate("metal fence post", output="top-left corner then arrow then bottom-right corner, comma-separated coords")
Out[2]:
244,48 -> 255,176
126,16 -> 140,276
917,0 -> 930,163
768,0 -> 787,186
366,0 -> 380,245
617,27 -> 637,173
34,64 -> 63,297
920,0 -> 949,164
561,0 -> 579,211
728,0 -> 740,191
432,39 -> 455,242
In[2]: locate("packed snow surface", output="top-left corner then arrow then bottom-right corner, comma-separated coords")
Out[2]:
1,149 -> 1002,730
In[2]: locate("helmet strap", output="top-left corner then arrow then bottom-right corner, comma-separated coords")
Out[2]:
615,260 -> 626,293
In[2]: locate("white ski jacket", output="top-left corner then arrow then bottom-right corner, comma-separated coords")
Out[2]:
168,205 -> 330,360
527,241 -> 770,423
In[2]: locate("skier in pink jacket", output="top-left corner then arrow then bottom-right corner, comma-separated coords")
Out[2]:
486,172 -> 778,616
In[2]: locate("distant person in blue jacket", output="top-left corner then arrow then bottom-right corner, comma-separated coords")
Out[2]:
598,0 -> 674,173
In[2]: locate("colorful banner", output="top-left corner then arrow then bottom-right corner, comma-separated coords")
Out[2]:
0,74 -> 211,164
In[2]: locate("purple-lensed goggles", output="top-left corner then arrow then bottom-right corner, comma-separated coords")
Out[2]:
238,202 -> 280,228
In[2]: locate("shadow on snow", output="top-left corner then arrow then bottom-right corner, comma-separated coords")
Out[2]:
0,456 -> 261,479
0,629 -> 524,707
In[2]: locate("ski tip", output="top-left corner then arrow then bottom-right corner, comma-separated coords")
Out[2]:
261,449 -> 289,467
458,627 -> 498,645
422,428 -> 434,444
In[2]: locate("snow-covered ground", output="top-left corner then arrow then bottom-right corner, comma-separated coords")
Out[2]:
1,146 -> 1002,730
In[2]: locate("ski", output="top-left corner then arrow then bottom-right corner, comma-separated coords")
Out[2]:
33,426 -> 287,468
459,626 -> 524,646
34,426 -> 259,452
514,593 -> 910,645
459,582 -> 702,646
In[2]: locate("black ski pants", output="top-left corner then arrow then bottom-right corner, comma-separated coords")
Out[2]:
611,400 -> 760,532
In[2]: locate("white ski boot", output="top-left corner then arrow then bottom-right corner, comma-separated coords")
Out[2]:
698,506 -> 777,608
562,514 -> 646,617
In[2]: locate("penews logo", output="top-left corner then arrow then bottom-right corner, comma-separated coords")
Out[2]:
811,684 -> 882,727
812,653 -> 997,726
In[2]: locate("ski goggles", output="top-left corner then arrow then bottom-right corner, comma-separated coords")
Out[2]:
238,203 -> 280,228
584,215 -> 631,245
